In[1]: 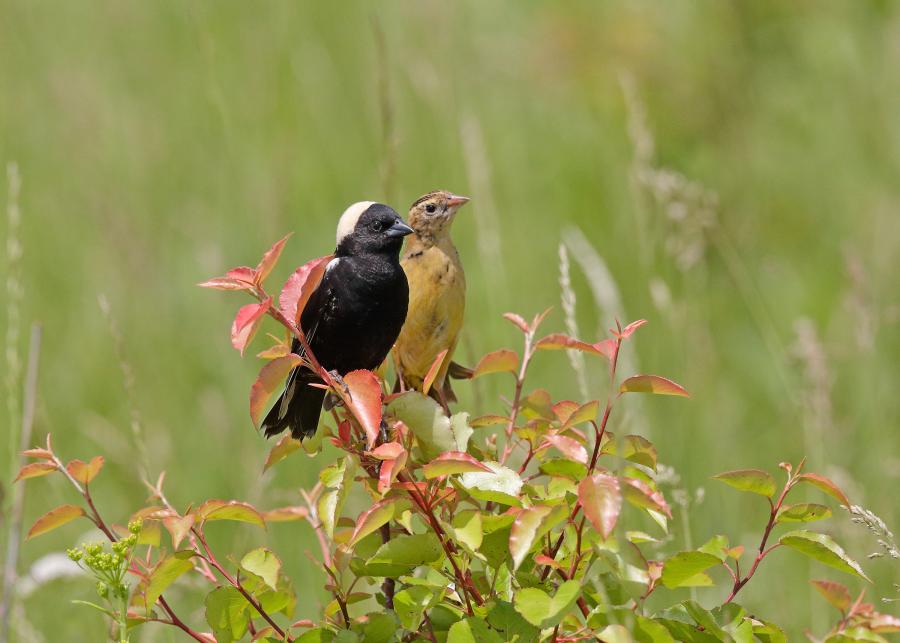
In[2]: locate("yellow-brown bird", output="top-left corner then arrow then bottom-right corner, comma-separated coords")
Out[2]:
393,190 -> 470,409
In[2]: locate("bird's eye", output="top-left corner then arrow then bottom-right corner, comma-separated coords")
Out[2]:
425,204 -> 437,214
371,221 -> 383,232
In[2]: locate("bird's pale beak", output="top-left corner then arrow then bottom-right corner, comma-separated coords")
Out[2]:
386,220 -> 415,237
447,194 -> 470,208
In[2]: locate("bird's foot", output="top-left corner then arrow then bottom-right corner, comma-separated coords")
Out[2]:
328,370 -> 350,397
378,418 -> 390,445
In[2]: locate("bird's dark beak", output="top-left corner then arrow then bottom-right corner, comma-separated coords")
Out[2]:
447,194 -> 470,208
386,220 -> 415,238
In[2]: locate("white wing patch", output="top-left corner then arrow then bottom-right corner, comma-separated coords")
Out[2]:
325,257 -> 341,273
336,201 -> 376,245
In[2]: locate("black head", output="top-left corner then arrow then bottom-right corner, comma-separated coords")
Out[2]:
335,201 -> 413,257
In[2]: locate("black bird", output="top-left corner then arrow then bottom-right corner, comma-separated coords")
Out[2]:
262,201 -> 414,439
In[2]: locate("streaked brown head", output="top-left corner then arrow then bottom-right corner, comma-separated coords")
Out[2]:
407,190 -> 470,243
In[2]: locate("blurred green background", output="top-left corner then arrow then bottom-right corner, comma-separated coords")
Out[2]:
2,1 -> 899,640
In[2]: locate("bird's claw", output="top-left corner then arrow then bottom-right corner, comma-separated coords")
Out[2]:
328,370 -> 350,397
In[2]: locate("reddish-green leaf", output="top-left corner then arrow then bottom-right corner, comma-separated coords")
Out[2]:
250,354 -> 303,428
810,579 -> 852,612
559,400 -> 599,430
162,514 -> 195,549
255,234 -> 292,285
622,477 -> 672,518
509,504 -> 568,570
263,434 -> 302,471
503,312 -> 530,333
471,349 -> 519,379
262,507 -> 308,523
144,551 -> 195,609
535,334 -> 612,360
195,500 -> 265,529
66,456 -> 104,485
422,349 -> 449,395
423,451 -> 493,478
578,473 -> 622,539
541,435 -> 588,465
231,299 -> 272,355
256,336 -> 291,360
279,255 -> 332,324
369,442 -> 407,494
22,448 -> 53,460
348,498 -> 407,547
712,469 -> 777,497
471,415 -> 509,428
26,504 -> 86,540
15,462 -> 57,482
619,375 -> 689,397
343,369 -> 384,449
198,277 -> 252,291
796,473 -> 850,507
776,503 -> 832,523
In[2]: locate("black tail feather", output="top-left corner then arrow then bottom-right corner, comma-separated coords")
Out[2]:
261,371 -> 326,440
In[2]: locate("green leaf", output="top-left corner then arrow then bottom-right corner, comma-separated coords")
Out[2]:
578,472 -> 622,539
360,611 -> 399,643
480,515 -> 515,569
619,375 -> 689,397
602,435 -> 658,470
778,530 -> 870,581
697,535 -> 730,562
423,451 -> 493,478
451,511 -> 483,551
263,434 -> 302,472
633,616 -> 676,643
539,458 -> 587,481
447,617 -> 504,643
776,503 -> 832,524
26,504 -> 85,540
349,498 -> 409,547
240,548 -> 281,591
751,619 -> 787,643
795,473 -> 850,507
598,625 -> 634,643
388,392 -> 472,459
195,500 -> 266,528
509,503 -> 568,570
486,600 -> 539,643
660,551 -> 722,589
365,533 -> 443,576
318,457 -> 356,537
513,580 -> 581,629
712,469 -> 776,497
145,551 -> 195,609
295,629 -> 336,643
205,586 -> 250,643
393,585 -> 438,630
458,462 -> 523,507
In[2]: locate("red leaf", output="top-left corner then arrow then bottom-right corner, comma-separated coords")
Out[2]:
226,266 -> 257,282
343,370 -> 384,449
369,442 -> 405,460
796,473 -> 850,507
578,473 -> 622,539
255,234 -> 292,285
231,298 -> 272,355
197,277 -> 252,291
378,456 -> 405,494
471,349 -> 519,379
617,319 -> 647,340
15,462 -> 57,482
594,339 -> 617,360
27,504 -> 86,539
66,456 -> 104,485
338,420 -> 352,445
280,255 -> 333,324
810,579 -> 852,612
502,312 -> 530,333
619,375 -> 689,397
541,435 -> 588,464
250,353 -> 303,428
422,349 -> 449,395
348,498 -> 406,546
162,514 -> 195,548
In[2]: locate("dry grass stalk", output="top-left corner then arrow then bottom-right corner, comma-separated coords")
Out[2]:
558,243 -> 589,399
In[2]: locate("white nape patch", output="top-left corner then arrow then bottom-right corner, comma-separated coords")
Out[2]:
336,201 -> 376,245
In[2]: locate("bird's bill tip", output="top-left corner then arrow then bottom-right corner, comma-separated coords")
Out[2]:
386,220 -> 415,237
447,194 -> 470,208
